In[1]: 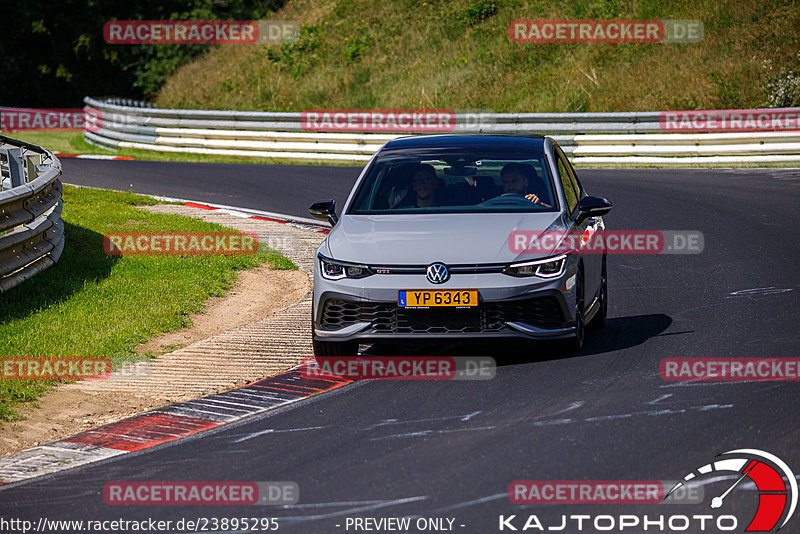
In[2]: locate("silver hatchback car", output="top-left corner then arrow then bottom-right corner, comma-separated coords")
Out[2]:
308,135 -> 612,357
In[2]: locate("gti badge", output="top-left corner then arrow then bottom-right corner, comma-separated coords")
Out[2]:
426,262 -> 450,284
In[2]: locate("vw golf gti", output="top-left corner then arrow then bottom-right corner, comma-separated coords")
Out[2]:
308,135 -> 612,357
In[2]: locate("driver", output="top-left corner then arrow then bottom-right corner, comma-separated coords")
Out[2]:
400,164 -> 440,208
500,163 -> 551,207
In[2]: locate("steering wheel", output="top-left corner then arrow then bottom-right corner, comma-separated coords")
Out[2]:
478,193 -> 534,207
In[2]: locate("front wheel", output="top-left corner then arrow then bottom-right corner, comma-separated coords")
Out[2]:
592,254 -> 608,329
569,269 -> 585,352
313,338 -> 359,358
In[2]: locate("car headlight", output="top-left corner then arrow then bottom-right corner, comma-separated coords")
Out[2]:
318,254 -> 373,280
504,254 -> 567,278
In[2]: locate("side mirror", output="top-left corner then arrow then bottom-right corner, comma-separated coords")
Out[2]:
309,199 -> 338,226
576,196 -> 612,224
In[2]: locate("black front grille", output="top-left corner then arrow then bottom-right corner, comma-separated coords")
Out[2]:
392,307 -> 485,334
485,296 -> 565,329
320,300 -> 393,330
320,296 -> 565,334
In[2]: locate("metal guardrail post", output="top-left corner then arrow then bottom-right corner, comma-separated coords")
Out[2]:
26,153 -> 42,180
6,147 -> 26,187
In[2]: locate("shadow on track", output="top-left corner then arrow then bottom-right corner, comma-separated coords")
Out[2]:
360,313 -> 672,366
578,313 -> 673,357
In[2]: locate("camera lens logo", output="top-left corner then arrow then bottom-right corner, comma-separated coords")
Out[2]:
665,449 -> 797,531
426,263 -> 450,284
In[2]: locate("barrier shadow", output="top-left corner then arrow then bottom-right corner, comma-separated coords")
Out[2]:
0,221 -> 119,323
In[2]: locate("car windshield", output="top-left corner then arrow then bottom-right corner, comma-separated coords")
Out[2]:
347,151 -> 557,214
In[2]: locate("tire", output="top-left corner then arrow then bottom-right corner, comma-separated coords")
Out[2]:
313,338 -> 359,358
592,254 -> 608,329
570,268 -> 585,352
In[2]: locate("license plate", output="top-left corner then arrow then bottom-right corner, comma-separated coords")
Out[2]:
398,290 -> 478,308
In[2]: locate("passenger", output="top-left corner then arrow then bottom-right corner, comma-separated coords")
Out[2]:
500,163 -> 552,207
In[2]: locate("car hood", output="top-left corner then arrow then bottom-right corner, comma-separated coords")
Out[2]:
325,213 -> 567,265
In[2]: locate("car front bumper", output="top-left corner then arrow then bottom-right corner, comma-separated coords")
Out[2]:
312,261 -> 579,343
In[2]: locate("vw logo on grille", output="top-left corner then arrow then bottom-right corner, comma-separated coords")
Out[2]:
426,262 -> 450,284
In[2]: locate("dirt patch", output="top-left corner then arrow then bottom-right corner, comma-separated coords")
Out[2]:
138,266 -> 309,357
0,265 -> 309,458
0,390 -> 168,457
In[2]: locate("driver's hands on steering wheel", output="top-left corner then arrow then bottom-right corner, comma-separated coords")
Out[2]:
489,192 -> 551,207
524,193 -> 552,208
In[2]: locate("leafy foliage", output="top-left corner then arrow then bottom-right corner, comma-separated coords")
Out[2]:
1,0 -> 286,106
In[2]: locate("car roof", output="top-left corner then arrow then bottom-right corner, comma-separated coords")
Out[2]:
381,134 -> 547,152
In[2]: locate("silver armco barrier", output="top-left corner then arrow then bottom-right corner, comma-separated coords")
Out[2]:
0,136 -> 64,293
83,97 -> 800,166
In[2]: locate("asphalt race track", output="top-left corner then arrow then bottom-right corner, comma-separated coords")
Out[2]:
3,161 -> 800,532
61,159 -> 361,218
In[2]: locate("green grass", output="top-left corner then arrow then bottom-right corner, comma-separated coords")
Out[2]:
157,0 -> 800,113
1,131 -> 94,157
0,186 -> 296,422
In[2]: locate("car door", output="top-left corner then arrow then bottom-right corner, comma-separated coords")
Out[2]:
555,147 -> 603,308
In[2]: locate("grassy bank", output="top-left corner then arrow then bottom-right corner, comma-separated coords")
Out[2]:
0,186 -> 296,422
158,0 -> 800,113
